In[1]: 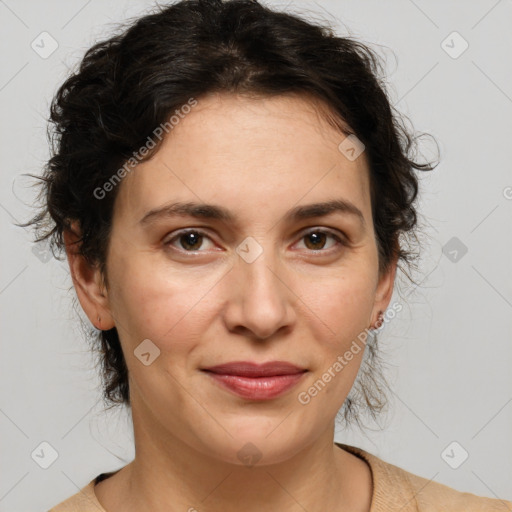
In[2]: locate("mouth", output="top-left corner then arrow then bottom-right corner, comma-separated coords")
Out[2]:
201,361 -> 308,401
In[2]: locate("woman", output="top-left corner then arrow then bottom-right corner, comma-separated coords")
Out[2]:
23,0 -> 510,510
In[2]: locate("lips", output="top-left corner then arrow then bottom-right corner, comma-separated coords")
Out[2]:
202,361 -> 307,377
201,361 -> 308,400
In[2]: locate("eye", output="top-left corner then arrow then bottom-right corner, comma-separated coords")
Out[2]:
164,227 -> 348,255
164,229 -> 216,252
294,228 -> 347,252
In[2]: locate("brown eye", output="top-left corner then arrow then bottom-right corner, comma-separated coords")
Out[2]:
165,229 -> 215,252
179,232 -> 203,251
296,229 -> 346,252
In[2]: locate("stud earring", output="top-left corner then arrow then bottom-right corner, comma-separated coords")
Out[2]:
372,310 -> 384,330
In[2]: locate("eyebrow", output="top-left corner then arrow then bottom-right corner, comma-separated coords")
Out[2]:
139,199 -> 366,229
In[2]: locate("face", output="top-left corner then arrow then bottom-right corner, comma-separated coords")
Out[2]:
69,92 -> 396,466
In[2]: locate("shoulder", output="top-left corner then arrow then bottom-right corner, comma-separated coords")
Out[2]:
336,442 -> 512,511
403,468 -> 512,511
48,474 -> 109,512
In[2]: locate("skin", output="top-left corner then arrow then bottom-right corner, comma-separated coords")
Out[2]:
64,92 -> 397,512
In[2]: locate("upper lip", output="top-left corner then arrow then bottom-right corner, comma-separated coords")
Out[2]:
201,361 -> 307,377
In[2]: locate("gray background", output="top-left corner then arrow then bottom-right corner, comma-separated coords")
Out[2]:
1,0 -> 511,510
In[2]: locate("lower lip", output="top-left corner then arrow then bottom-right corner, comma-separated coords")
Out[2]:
203,371 -> 306,400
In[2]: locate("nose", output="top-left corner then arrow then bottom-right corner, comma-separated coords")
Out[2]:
222,244 -> 296,341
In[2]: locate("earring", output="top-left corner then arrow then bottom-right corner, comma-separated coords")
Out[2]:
97,315 -> 102,331
372,311 -> 384,330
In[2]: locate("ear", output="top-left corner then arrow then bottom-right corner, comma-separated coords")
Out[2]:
63,221 -> 115,331
370,242 -> 399,328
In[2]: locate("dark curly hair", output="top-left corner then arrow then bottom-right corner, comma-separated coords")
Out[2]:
20,0 -> 438,431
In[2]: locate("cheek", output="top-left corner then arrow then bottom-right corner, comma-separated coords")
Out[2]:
293,274 -> 376,417
297,270 -> 376,347
107,257 -> 222,411
107,253 -> 223,349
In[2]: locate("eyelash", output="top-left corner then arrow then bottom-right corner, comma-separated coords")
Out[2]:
164,228 -> 348,254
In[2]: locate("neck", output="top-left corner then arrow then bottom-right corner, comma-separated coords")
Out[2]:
97,399 -> 372,512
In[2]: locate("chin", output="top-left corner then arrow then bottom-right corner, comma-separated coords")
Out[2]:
198,428 -> 306,467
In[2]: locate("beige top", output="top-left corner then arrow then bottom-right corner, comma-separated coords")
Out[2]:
48,442 -> 512,511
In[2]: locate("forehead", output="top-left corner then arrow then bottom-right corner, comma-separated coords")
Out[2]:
113,92 -> 372,227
